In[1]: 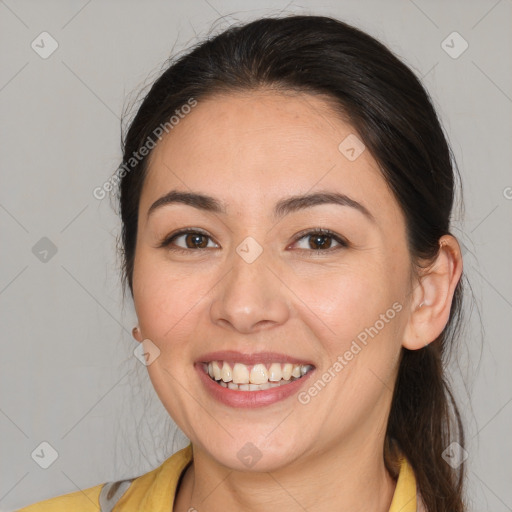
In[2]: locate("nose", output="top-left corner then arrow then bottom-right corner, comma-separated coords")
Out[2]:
209,248 -> 290,334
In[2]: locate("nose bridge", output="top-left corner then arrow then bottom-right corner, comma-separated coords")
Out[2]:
209,240 -> 289,333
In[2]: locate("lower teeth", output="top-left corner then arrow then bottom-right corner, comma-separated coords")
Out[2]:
212,376 -> 301,391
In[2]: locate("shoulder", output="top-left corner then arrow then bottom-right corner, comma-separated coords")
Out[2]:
16,483 -> 103,511
16,480 -> 133,512
17,444 -> 193,512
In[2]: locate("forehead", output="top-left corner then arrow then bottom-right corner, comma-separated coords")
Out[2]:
140,89 -> 400,224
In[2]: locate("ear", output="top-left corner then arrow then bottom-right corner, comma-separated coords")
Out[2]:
402,235 -> 463,350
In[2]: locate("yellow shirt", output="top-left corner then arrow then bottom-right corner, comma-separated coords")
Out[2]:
18,444 -> 422,511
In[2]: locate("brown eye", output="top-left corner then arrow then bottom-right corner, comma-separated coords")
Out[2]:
184,233 -> 209,248
161,230 -> 219,251
308,234 -> 333,250
292,229 -> 348,252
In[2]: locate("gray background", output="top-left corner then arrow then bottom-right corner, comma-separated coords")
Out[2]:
1,0 -> 511,510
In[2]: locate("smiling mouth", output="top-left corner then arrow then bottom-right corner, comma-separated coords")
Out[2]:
202,360 -> 315,391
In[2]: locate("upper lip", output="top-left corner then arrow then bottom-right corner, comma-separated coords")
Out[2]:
196,350 -> 315,366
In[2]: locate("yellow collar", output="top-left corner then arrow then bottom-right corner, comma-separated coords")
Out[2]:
389,455 -> 419,512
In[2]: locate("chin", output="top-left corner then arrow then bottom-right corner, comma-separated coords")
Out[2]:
194,430 -> 308,473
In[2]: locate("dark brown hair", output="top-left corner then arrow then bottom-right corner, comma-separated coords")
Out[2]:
117,15 -> 466,511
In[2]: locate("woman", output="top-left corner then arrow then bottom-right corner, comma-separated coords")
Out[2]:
19,14 -> 466,512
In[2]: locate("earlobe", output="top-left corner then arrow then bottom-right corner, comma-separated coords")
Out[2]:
402,235 -> 463,350
132,325 -> 143,342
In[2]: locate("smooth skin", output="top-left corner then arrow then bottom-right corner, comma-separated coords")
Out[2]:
131,89 -> 463,512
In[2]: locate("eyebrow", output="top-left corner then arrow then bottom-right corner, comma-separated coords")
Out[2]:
147,190 -> 375,223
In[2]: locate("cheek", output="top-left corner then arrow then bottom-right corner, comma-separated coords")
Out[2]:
294,269 -> 404,396
132,257 -> 210,349
290,268 -> 384,341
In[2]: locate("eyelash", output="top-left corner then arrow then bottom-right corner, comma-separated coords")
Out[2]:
158,227 -> 349,255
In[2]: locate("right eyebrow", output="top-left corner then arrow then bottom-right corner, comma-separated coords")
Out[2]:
147,190 -> 226,219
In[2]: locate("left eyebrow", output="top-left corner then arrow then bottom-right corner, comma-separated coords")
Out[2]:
146,190 -> 375,224
273,192 -> 376,223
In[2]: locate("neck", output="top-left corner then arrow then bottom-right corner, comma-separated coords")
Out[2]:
174,434 -> 397,512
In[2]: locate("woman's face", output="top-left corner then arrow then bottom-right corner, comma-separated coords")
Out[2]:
132,90 -> 415,471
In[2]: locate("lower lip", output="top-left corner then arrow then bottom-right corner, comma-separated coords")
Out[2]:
195,363 -> 315,408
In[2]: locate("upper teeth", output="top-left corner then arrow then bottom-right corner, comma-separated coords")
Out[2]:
205,361 -> 313,385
